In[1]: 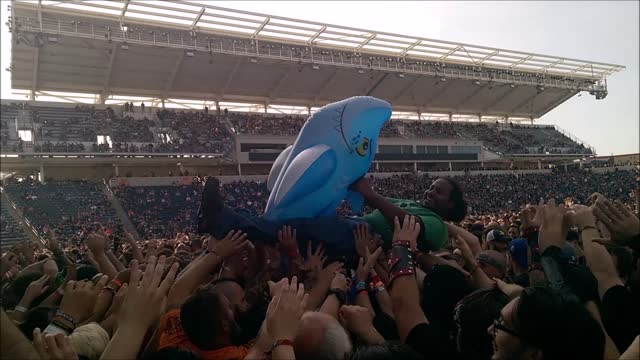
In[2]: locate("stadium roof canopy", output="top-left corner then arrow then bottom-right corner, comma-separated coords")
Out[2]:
9,0 -> 625,119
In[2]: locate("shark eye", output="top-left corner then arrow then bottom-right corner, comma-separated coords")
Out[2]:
356,137 -> 370,156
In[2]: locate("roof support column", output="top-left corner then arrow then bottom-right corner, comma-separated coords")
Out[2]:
163,51 -> 186,99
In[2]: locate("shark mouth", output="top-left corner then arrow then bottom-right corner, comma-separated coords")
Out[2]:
330,100 -> 352,154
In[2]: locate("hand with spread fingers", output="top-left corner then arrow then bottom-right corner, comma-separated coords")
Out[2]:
209,230 -> 250,259
118,256 -> 179,329
592,199 -> 640,246
356,247 -> 382,282
393,215 -> 421,251
303,241 -> 327,273
278,225 -> 299,258
101,256 -> 179,360
266,276 -> 308,342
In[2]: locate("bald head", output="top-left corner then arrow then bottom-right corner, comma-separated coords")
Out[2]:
212,280 -> 247,314
294,312 -> 352,360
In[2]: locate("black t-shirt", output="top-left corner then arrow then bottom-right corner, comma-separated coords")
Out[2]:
405,322 -> 456,359
601,285 -> 639,353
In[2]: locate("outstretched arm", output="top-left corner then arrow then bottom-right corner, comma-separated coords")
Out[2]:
351,177 -> 413,226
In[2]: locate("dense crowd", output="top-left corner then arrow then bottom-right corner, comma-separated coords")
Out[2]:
158,109 -> 235,155
3,179 -> 124,241
1,103 -> 593,156
1,166 -> 638,360
231,113 -> 307,136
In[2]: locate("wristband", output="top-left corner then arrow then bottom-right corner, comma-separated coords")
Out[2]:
387,242 -> 416,289
112,279 -> 123,288
14,305 -> 28,313
355,281 -> 367,291
55,310 -> 77,327
50,319 -> 74,334
392,240 -> 412,248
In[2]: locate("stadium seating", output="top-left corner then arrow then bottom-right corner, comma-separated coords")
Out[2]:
230,113 -> 306,136
114,184 -> 202,239
106,168 -> 638,239
0,206 -> 30,246
1,102 -> 592,155
3,180 -> 123,239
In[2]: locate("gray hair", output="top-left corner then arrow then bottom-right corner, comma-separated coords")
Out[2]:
316,320 -> 353,360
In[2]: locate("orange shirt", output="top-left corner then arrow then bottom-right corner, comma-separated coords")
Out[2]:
157,308 -> 249,360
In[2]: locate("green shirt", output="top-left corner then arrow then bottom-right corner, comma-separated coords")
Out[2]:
361,198 -> 448,252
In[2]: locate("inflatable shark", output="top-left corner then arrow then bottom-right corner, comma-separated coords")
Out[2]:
263,96 -> 391,221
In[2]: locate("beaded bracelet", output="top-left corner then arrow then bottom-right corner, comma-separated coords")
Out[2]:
55,310 -> 77,327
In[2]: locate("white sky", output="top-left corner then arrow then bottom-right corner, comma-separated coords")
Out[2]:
1,1 -> 638,155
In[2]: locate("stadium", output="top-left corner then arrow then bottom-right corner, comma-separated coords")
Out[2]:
0,1 -> 638,359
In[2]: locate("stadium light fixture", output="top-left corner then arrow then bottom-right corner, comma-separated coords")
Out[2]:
186,51 -> 195,57
250,58 -> 258,63
312,64 -> 320,70
473,80 -> 481,85
121,44 -> 128,50
358,69 -> 365,74
47,36 -> 58,43
398,73 -> 405,78
440,77 -> 447,82
509,83 -> 516,88
537,85 -> 545,92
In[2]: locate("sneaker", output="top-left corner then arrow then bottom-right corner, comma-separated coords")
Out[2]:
197,177 -> 224,234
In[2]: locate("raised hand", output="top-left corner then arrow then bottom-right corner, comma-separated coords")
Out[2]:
118,256 -> 179,330
354,223 -> 373,259
567,204 -> 597,230
519,205 -> 538,229
304,241 -> 327,273
33,329 -> 78,360
278,225 -> 298,257
86,233 -> 106,254
537,199 -> 569,251
318,261 -> 344,285
19,274 -> 50,308
356,247 -> 382,282
57,276 -> 109,326
393,215 -> 421,251
266,276 -> 308,342
209,230 -> 249,259
593,199 -> 640,245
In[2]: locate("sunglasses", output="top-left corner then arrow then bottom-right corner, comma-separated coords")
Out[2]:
493,318 -> 520,338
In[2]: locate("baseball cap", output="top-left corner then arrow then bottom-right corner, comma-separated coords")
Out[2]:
486,229 -> 511,243
509,238 -> 529,269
